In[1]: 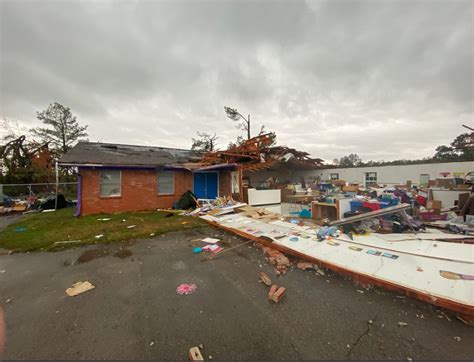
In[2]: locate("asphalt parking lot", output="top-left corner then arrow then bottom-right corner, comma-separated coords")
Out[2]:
0,226 -> 472,360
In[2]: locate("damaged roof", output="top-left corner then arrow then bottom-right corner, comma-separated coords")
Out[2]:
59,142 -> 202,167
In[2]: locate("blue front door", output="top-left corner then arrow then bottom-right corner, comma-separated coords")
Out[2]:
193,172 -> 218,199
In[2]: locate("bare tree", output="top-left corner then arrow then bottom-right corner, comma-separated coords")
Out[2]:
191,132 -> 218,152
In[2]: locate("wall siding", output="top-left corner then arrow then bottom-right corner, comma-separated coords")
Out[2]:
219,171 -> 231,197
316,161 -> 474,186
247,161 -> 474,187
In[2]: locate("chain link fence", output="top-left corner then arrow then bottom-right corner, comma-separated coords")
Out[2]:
0,182 -> 78,201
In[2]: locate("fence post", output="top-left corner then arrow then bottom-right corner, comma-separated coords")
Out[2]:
55,161 -> 59,210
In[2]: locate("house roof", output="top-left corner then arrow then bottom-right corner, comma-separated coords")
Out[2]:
59,142 -> 202,167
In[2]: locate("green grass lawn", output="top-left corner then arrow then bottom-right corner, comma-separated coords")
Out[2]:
0,208 -> 206,252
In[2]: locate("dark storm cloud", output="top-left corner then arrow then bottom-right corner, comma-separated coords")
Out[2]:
1,0 -> 472,161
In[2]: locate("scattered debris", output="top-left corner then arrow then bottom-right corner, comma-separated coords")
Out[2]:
259,272 -> 272,286
316,269 -> 325,276
188,346 -> 204,361
97,218 -> 111,221
268,284 -> 278,301
53,240 -> 81,245
126,225 -> 136,229
296,262 -> 315,270
193,247 -> 203,254
65,281 -> 95,296
398,322 -> 408,327
261,246 -> 290,275
272,286 -> 286,303
0,270 -> 5,273
176,283 -> 197,295
453,336 -> 461,342
150,233 -> 155,236
95,234 -> 104,239
14,227 -> 27,232
149,341 -> 155,347
5,298 -> 12,303
201,237 -> 220,244
202,245 -> 223,254
357,290 -> 365,294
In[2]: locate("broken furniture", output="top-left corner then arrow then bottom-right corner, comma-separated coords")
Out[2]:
328,203 -> 411,226
311,201 -> 339,221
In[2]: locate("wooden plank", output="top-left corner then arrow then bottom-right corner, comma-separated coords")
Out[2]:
329,203 -> 411,226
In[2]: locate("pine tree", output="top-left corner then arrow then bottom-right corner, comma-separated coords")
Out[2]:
31,102 -> 88,157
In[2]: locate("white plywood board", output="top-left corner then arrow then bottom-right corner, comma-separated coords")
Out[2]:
247,189 -> 281,206
203,213 -> 474,308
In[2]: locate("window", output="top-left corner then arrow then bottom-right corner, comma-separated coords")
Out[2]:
100,170 -> 121,197
420,174 -> 430,186
157,171 -> 175,195
330,173 -> 339,180
365,172 -> 377,187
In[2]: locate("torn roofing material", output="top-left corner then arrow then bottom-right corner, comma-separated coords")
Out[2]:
59,142 -> 202,167
200,133 -> 325,172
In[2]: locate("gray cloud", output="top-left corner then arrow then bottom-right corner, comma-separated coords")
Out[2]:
1,0 -> 472,162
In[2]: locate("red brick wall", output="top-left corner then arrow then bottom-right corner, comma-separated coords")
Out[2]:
79,168 -> 193,215
219,171 -> 231,196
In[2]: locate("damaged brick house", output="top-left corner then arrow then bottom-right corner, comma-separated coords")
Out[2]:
59,142 -> 243,216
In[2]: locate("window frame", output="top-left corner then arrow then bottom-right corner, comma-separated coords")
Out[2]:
330,173 -> 339,180
157,171 -> 175,195
99,169 -> 122,198
365,172 -> 377,187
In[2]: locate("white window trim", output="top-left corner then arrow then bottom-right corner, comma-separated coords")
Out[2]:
157,171 -> 175,195
100,170 -> 122,197
364,172 -> 377,186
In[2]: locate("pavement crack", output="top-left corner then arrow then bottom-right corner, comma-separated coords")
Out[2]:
347,314 -> 378,360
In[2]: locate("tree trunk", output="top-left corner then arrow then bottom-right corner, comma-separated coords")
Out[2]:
247,114 -> 251,140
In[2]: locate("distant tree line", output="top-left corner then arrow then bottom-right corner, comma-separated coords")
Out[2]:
332,132 -> 474,168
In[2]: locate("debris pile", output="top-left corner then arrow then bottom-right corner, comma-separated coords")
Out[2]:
261,245 -> 291,275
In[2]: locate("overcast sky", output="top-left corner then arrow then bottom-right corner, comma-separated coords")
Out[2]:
1,0 -> 472,162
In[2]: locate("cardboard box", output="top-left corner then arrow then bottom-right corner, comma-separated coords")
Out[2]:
426,200 -> 442,211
